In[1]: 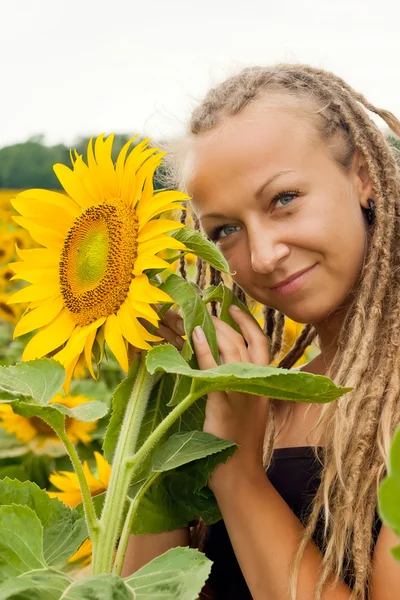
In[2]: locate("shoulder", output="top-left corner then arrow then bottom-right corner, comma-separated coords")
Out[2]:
370,525 -> 400,597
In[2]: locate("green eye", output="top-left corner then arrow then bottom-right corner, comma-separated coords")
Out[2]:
274,190 -> 300,208
220,225 -> 240,237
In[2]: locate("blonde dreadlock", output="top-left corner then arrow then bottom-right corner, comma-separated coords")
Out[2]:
163,64 -> 400,600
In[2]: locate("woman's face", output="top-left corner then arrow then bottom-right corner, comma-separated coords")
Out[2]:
185,103 -> 372,326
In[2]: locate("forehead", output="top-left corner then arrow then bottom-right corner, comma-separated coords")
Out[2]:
183,104 -> 319,200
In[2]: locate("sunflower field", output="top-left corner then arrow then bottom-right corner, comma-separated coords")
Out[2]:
0,137 -> 364,599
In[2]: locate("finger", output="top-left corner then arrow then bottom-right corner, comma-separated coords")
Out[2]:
228,306 -> 270,365
155,323 -> 184,350
192,326 -> 218,370
161,309 -> 185,335
212,317 -> 249,363
213,326 -> 250,364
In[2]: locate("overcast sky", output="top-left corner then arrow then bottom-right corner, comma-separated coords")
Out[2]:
1,0 -> 399,149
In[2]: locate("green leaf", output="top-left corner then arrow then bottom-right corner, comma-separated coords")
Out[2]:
0,478 -> 87,566
0,359 -> 106,435
124,547 -> 212,599
160,274 -> 218,362
172,227 -> 230,274
49,400 -> 108,422
147,344 -> 349,405
392,545 -> 400,562
102,358 -> 140,463
0,504 -> 46,582
203,283 -> 261,333
0,359 -> 65,404
151,431 -> 236,473
0,569 -> 71,600
132,438 -> 237,534
378,427 -> 400,549
62,575 -> 132,599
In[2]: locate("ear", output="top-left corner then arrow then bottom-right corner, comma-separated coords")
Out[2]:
351,150 -> 373,209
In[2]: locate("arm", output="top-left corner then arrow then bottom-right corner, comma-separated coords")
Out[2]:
212,464 -> 400,600
192,307 -> 400,600
121,528 -> 190,576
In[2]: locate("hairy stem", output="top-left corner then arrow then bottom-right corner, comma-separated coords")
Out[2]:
112,472 -> 159,576
91,355 -> 155,575
58,429 -> 99,540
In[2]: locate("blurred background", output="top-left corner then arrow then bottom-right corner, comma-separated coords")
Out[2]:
0,0 -> 399,566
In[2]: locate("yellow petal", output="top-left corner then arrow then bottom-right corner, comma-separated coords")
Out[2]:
94,134 -> 118,198
128,296 -> 160,327
116,136 -> 139,183
83,459 -> 102,490
62,354 -> 80,395
137,190 -> 188,226
22,309 -> 76,361
15,246 -> 59,268
132,255 -> 171,276
129,274 -> 172,304
16,189 -> 81,219
139,235 -> 186,256
9,267 -> 59,286
11,197 -> 75,229
13,295 -> 64,338
49,471 -> 80,492
53,163 -> 93,210
117,303 -> 152,350
12,216 -> 65,249
94,451 -> 111,487
72,154 -> 103,206
104,314 -> 129,372
138,219 -> 183,243
130,153 -> 164,208
84,328 -> 97,379
6,284 -> 59,305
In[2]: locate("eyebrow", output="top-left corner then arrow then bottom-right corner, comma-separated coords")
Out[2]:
254,169 -> 296,199
199,169 -> 296,220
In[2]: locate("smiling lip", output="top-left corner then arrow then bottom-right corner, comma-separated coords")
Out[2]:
268,265 -> 317,295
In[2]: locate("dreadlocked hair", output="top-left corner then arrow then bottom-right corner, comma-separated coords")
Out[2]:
162,63 -> 400,600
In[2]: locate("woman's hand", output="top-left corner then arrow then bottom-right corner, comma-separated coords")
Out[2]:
192,305 -> 271,492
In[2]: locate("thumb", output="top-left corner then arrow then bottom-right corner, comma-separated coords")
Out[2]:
192,326 -> 218,370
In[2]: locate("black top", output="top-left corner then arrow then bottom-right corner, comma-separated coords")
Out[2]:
202,446 -> 382,599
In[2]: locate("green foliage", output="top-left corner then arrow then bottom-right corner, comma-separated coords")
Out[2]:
378,427 -> 400,560
124,547 -> 212,599
102,359 -> 140,463
203,283 -> 261,334
0,478 -> 88,566
172,227 -> 230,274
160,274 -> 218,362
0,359 -> 108,434
0,134 -> 166,190
147,343 -> 350,405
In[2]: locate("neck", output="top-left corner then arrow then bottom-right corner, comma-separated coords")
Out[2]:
308,304 -> 351,374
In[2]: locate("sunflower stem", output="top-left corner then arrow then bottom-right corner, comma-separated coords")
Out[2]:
112,472 -> 159,576
92,353 -> 155,575
57,428 -> 100,541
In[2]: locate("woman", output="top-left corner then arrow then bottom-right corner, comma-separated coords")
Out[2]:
123,64 -> 400,599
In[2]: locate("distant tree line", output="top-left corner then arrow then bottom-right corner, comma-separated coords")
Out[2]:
1,133 -> 398,190
0,134 -> 167,190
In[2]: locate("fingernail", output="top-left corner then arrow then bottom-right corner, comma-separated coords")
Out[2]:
193,326 -> 205,342
229,304 -> 241,311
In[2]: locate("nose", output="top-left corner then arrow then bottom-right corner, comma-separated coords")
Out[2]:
249,234 -> 290,274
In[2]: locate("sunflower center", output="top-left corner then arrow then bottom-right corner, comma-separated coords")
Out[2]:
60,199 -> 139,326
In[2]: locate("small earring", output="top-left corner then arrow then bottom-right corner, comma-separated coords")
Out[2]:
365,198 -> 376,226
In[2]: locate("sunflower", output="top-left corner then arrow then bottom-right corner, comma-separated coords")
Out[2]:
0,393 -> 98,456
48,450 -> 110,508
7,135 -> 187,388
0,293 -> 23,325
